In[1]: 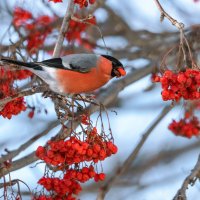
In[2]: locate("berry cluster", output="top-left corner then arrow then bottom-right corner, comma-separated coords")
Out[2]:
36,165 -> 106,199
168,116 -> 200,138
64,166 -> 105,183
38,177 -> 81,199
0,67 -> 32,119
14,70 -> 33,80
74,0 -> 95,8
80,114 -> 90,125
0,68 -> 32,96
152,69 -> 200,101
0,98 -> 26,119
66,16 -> 96,47
35,127 -> 116,199
13,7 -> 96,54
13,8 -> 55,54
36,129 -> 117,167
13,7 -> 33,27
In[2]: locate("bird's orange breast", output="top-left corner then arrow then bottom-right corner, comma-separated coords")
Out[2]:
55,57 -> 112,94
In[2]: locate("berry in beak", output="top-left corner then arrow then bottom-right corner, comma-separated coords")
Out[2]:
114,67 -> 126,77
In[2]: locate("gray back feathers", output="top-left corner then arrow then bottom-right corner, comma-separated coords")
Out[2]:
61,54 -> 99,73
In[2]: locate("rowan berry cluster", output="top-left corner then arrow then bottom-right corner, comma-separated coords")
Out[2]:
0,67 -> 32,119
13,7 -> 55,54
36,165 -> 106,199
168,116 -> 200,138
0,98 -> 26,119
80,114 -> 90,125
13,7 -> 32,27
14,70 -> 33,80
35,127 -> 116,199
0,67 -> 32,96
37,176 -> 81,199
66,16 -> 96,48
13,7 -> 96,54
36,129 -> 117,167
74,0 -> 96,8
152,69 -> 200,101
64,166 -> 105,183
36,166 -> 106,199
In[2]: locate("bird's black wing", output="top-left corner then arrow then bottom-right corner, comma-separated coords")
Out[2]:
37,58 -> 64,69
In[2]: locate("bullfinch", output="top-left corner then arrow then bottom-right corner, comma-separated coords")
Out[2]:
0,54 -> 126,94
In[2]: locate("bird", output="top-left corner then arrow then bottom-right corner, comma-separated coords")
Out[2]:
0,54 -> 126,94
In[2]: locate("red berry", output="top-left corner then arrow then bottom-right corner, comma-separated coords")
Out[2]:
177,73 -> 187,84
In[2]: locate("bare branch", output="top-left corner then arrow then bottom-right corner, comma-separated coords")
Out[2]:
154,0 -> 184,30
173,155 -> 200,200
53,0 -> 74,57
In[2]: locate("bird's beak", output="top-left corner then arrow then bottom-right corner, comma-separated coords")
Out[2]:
115,67 -> 126,77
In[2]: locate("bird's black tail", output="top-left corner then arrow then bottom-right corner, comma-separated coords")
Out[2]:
0,58 -> 42,70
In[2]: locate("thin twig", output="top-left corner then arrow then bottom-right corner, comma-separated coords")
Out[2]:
0,179 -> 18,188
96,105 -> 173,200
52,0 -> 74,57
154,0 -> 196,70
154,0 -> 184,30
173,155 -> 200,200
